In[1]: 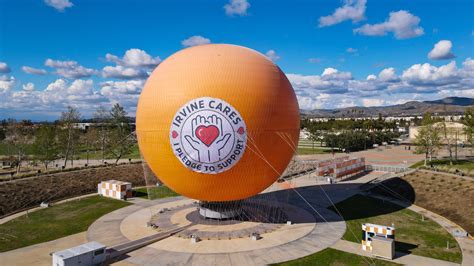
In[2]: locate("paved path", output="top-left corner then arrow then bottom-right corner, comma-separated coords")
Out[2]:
0,232 -> 88,266
332,239 -> 460,266
368,194 -> 474,266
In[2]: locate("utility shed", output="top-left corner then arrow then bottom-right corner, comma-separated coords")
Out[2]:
98,180 -> 132,200
52,242 -> 106,266
371,236 -> 395,260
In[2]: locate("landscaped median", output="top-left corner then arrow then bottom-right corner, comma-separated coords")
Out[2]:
410,159 -> 474,177
0,195 -> 131,252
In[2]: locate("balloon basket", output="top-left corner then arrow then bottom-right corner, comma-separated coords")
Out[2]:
198,200 -> 243,220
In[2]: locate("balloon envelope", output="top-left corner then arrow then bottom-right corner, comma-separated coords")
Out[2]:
136,44 -> 299,201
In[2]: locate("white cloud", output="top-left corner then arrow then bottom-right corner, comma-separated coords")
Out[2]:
322,67 -> 352,80
105,49 -> 161,68
22,66 -> 47,75
378,67 -> 399,82
22,82 -> 35,91
224,0 -> 250,16
102,66 -> 148,80
44,0 -> 73,12
366,74 -> 377,81
402,61 -> 459,86
319,0 -> 366,27
428,40 -> 455,60
346,47 -> 358,53
100,80 -> 144,96
0,62 -> 11,73
287,67 -> 352,95
265,50 -> 280,61
45,59 -> 97,79
362,98 -> 385,107
102,49 -> 159,80
354,10 -> 424,39
0,75 -> 15,93
182,35 -> 211,47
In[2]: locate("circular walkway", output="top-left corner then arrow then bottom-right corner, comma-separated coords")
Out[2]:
87,196 -> 346,265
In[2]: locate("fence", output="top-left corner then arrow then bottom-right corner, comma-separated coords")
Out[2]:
366,164 -> 410,173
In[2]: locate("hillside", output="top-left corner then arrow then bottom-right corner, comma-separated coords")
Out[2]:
301,97 -> 473,118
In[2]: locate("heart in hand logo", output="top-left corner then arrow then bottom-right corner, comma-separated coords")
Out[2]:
195,125 -> 219,147
170,97 -> 247,174
183,115 -> 232,163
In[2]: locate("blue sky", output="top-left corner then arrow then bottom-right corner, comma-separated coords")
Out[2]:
0,0 -> 473,120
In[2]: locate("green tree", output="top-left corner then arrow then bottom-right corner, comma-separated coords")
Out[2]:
463,107 -> 474,153
421,112 -> 433,126
414,124 -> 441,166
108,104 -> 133,164
5,119 -> 32,174
58,106 -> 81,167
93,106 -> 111,163
33,126 -> 59,170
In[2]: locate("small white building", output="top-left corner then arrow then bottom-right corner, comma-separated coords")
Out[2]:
98,180 -> 132,200
52,242 -> 106,266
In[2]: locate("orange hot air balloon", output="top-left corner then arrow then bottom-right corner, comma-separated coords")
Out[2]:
136,44 -> 299,201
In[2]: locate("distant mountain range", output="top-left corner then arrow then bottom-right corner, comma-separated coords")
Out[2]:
301,97 -> 474,118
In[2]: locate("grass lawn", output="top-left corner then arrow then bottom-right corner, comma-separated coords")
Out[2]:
410,159 -> 474,171
0,195 -> 131,252
74,144 -> 141,160
297,147 -> 333,155
273,248 -> 400,266
133,186 -> 179,200
331,194 -> 462,263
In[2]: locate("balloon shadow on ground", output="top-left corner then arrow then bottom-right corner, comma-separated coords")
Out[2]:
254,176 -> 416,224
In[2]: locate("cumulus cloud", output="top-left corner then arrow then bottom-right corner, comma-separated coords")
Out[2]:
224,0 -> 250,16
45,59 -> 98,79
378,67 -> 399,82
287,58 -> 474,110
428,40 -> 455,60
22,82 -> 35,91
366,74 -> 377,81
402,61 -> 459,86
319,0 -> 366,27
0,75 -> 15,93
362,98 -> 385,107
44,0 -> 73,12
265,50 -> 280,61
102,49 -> 160,80
0,62 -> 11,73
100,80 -> 144,96
182,35 -> 211,47
105,49 -> 161,68
354,10 -> 424,39
102,65 -> 148,80
22,66 -> 47,75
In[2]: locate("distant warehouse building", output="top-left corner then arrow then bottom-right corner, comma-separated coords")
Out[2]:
409,122 -> 468,144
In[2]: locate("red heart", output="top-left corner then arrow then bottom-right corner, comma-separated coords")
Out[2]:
172,131 -> 178,139
195,125 -> 219,147
237,127 -> 245,135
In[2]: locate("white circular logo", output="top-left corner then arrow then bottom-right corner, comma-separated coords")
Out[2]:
170,97 -> 247,174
